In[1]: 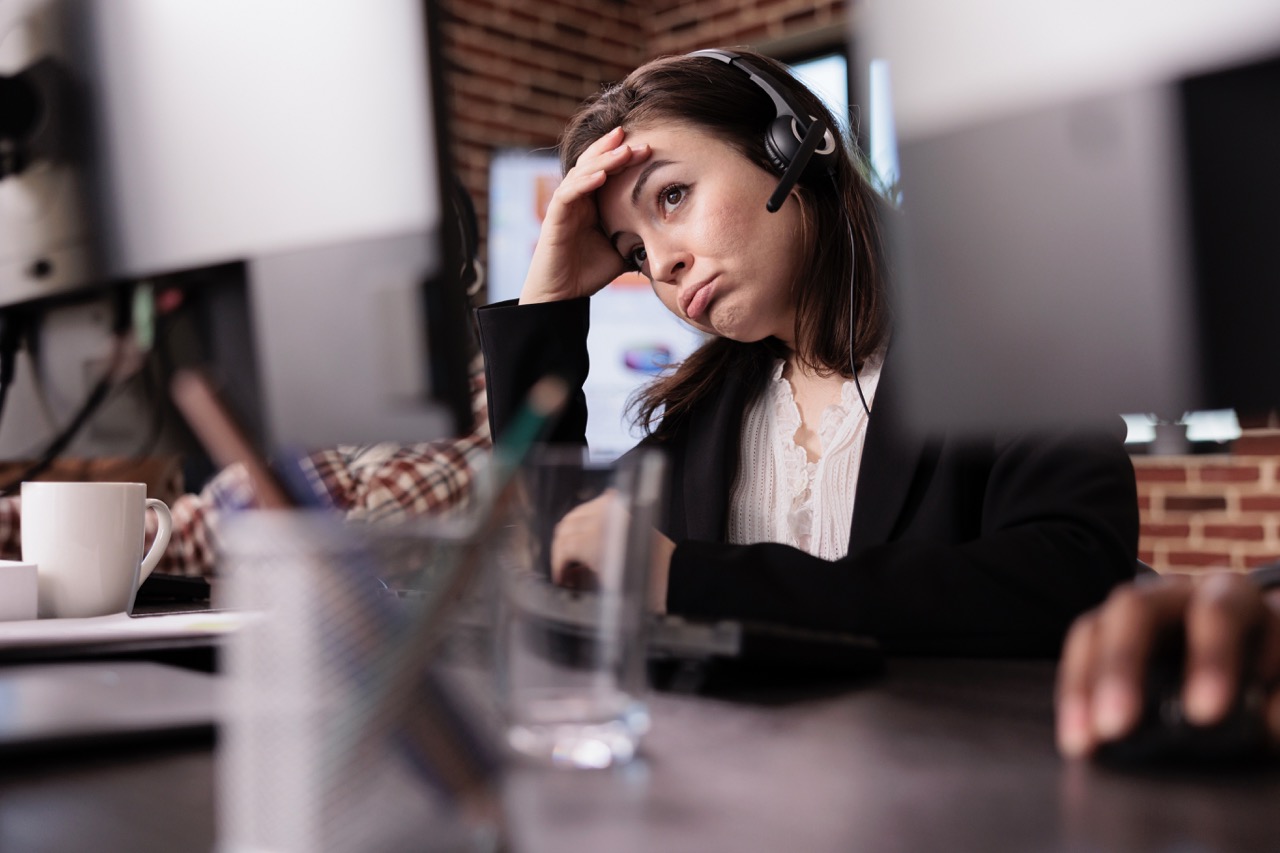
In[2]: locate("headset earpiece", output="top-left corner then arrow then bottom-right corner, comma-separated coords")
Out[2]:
765,116 -> 800,173
765,114 -> 838,175
689,48 -> 839,191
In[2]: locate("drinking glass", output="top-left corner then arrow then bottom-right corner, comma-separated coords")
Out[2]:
494,447 -> 665,769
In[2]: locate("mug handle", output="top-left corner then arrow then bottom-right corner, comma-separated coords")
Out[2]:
138,498 -> 174,585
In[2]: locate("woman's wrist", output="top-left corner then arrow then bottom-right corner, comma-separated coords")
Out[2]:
517,282 -> 563,305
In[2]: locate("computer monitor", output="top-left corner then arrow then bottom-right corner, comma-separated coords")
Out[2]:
857,0 -> 1280,433
0,0 -> 470,460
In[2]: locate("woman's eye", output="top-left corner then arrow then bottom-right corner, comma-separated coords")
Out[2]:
627,245 -> 648,270
660,185 -> 686,213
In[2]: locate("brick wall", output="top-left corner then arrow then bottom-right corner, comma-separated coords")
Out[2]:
1134,435 -> 1280,573
439,0 -> 644,253
645,0 -> 849,55
439,0 -> 848,267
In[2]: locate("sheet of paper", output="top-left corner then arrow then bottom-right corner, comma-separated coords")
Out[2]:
0,610 -> 245,651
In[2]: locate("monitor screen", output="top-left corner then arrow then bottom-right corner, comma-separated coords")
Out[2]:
0,0 -> 471,458
790,51 -> 850,132
857,0 -> 1280,433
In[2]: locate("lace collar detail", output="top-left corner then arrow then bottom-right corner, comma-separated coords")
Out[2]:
766,359 -> 870,465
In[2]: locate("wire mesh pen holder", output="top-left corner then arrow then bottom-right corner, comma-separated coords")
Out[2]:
215,509 -> 502,853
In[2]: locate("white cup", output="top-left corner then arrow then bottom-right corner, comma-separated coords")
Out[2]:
21,481 -> 174,618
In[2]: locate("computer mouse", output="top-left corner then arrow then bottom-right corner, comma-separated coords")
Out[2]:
1093,640 -> 1272,769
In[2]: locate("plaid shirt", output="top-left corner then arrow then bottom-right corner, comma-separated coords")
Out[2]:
0,355 -> 491,577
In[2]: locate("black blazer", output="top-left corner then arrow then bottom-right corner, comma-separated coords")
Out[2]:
478,298 -> 1138,655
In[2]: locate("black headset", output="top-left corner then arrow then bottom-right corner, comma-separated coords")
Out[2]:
687,49 -> 839,212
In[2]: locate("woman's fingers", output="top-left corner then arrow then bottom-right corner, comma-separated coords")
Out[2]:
572,127 -> 651,175
554,142 -> 650,210
1263,589 -> 1280,744
519,128 -> 650,304
1182,572 -> 1266,724
558,560 -> 600,592
575,125 -> 626,161
1055,578 -> 1194,756
1056,612 -> 1100,757
1091,581 -> 1190,739
549,516 -> 596,585
548,493 -> 614,586
547,490 -> 674,616
561,127 -> 652,207
544,169 -> 605,223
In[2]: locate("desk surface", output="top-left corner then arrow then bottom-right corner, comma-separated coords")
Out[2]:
1,657 -> 1277,853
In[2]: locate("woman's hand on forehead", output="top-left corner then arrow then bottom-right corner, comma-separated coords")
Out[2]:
519,127 -> 652,305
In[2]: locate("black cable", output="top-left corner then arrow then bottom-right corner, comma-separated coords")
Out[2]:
843,209 -> 872,418
0,287 -> 135,497
79,350 -> 169,483
0,310 -> 26,430
103,284 -> 168,471
758,92 -> 870,418
0,352 -> 119,496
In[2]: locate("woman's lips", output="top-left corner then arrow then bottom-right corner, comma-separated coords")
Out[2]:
682,278 -> 716,321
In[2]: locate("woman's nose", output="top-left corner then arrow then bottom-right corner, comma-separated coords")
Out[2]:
647,240 -> 692,283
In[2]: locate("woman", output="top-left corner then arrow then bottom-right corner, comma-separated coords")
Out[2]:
476,49 -> 1138,655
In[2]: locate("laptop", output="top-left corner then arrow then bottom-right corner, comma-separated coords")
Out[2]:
502,580 -> 885,688
0,661 -> 217,754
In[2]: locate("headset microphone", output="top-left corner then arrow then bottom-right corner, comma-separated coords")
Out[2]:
766,119 -> 829,212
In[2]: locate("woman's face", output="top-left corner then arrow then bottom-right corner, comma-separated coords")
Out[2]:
595,123 -> 806,344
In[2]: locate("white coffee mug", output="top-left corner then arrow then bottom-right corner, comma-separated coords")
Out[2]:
21,481 -> 174,618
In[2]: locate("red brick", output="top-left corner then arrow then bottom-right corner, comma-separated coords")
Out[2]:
1175,564 -> 1235,575
782,7 -> 819,27
1199,465 -> 1262,483
1241,495 -> 1280,512
1245,554 -> 1280,569
1231,433 -> 1280,455
1137,495 -> 1152,510
1166,551 -> 1234,568
729,23 -> 771,43
1140,522 -> 1192,539
1163,495 -> 1228,512
1133,466 -> 1189,484
1202,523 -> 1266,541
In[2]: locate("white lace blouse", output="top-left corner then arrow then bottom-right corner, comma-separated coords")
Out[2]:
727,355 -> 883,560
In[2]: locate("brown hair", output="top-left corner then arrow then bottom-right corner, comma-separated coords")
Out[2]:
558,50 -> 890,437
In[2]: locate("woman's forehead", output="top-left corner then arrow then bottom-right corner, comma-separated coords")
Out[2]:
621,121 -> 710,148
